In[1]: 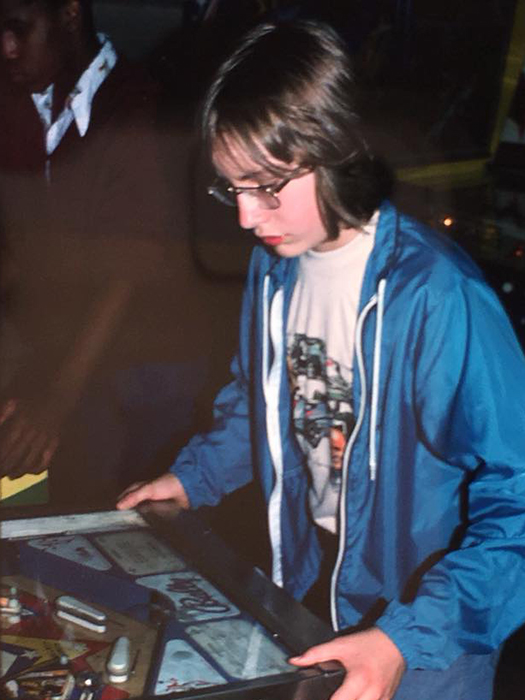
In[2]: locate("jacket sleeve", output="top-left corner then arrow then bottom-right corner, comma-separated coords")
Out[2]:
377,271 -> 525,669
169,252 -> 259,509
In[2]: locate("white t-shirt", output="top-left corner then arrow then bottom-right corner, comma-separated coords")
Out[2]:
287,215 -> 377,532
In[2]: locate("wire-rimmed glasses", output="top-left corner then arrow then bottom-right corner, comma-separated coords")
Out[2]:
207,175 -> 294,210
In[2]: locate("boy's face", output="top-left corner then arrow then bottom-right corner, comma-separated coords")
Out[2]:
0,0 -> 65,92
213,138 -> 356,257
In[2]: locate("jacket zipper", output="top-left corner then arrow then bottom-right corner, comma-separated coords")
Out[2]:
330,288 -> 382,630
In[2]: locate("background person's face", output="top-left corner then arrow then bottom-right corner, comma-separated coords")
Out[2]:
0,0 -> 63,92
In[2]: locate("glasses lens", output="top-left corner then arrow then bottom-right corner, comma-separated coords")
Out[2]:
253,190 -> 280,210
253,177 -> 291,210
207,179 -> 285,210
207,180 -> 237,207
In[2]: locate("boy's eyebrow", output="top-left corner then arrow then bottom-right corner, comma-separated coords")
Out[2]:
215,168 -> 274,185
215,168 -> 267,183
237,169 -> 266,182
212,164 -> 265,182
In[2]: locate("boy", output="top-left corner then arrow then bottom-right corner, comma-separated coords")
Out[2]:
118,21 -> 525,700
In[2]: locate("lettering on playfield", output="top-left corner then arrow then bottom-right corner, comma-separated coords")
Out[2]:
136,573 -> 239,622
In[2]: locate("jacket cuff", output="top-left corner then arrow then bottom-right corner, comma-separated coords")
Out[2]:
376,600 -> 456,671
170,461 -> 208,510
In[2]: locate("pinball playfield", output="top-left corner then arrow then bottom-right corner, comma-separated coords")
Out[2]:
0,505 -> 342,700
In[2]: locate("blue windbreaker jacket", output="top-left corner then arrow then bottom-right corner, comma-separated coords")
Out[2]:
172,201 -> 525,670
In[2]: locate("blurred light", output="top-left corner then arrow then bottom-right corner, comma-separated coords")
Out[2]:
442,217 -> 453,227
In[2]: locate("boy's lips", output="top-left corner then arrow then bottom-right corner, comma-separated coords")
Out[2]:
262,235 -> 285,246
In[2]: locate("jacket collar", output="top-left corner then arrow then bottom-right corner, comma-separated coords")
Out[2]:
266,251 -> 299,290
356,200 -> 400,310
31,34 -> 117,155
369,200 -> 400,279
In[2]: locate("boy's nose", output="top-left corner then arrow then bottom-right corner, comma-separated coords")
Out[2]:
237,194 -> 269,230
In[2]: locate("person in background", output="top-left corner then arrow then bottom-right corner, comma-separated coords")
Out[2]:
0,0 -> 201,505
118,20 -> 525,700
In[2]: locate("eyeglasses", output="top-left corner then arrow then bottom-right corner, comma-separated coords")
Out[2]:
207,175 -> 293,210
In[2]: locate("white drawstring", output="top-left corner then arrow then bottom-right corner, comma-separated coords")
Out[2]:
369,278 -> 386,481
262,276 -> 270,395
263,274 -> 286,587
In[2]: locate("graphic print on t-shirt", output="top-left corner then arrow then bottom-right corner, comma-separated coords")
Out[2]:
288,332 -> 355,485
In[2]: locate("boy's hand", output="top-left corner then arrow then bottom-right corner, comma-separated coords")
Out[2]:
289,627 -> 405,700
116,473 -> 190,510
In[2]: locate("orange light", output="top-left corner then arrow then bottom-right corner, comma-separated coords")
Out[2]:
443,217 -> 453,227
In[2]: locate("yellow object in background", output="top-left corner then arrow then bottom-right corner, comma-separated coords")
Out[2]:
0,471 -> 49,507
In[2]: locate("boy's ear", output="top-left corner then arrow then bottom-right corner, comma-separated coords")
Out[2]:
59,0 -> 82,32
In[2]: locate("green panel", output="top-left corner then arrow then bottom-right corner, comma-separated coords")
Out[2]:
0,478 -> 49,508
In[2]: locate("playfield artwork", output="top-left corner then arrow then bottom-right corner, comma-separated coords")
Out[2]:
0,511 -> 298,700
